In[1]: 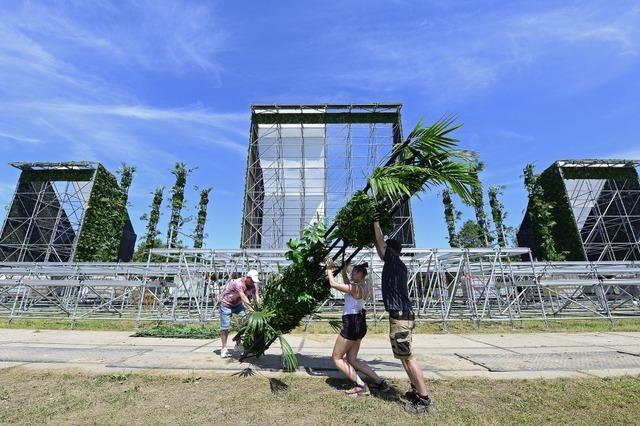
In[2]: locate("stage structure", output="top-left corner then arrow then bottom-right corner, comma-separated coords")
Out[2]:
2,247 -> 640,326
241,104 -> 415,249
0,162 -> 136,263
518,160 -> 640,261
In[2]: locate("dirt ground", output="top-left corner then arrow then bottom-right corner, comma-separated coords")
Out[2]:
1,368 -> 638,425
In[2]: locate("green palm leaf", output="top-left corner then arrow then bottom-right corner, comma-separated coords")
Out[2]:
368,165 -> 429,201
375,118 -> 478,204
278,335 -> 297,372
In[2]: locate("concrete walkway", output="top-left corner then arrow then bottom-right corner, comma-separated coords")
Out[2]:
2,329 -> 640,380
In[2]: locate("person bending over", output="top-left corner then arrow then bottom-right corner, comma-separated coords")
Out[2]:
218,269 -> 260,358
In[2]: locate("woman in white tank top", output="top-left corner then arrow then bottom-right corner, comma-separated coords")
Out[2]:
326,258 -> 389,397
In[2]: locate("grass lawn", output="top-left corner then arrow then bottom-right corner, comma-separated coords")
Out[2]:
2,317 -> 640,336
0,368 -> 638,425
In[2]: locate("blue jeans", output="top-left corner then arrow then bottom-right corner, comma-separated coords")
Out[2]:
220,303 -> 246,330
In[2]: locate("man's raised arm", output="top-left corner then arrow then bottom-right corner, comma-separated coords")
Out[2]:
373,220 -> 386,261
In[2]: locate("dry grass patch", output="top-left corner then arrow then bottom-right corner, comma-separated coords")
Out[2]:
0,368 -> 638,425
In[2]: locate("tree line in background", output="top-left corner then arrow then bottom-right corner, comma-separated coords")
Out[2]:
114,162 -> 213,262
441,160 -> 563,261
440,158 -> 516,249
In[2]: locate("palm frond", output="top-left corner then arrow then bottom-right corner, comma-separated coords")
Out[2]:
278,335 -> 298,372
368,165 -> 429,202
327,319 -> 342,333
417,158 -> 479,204
238,309 -> 274,347
380,118 -> 479,205
406,116 -> 462,156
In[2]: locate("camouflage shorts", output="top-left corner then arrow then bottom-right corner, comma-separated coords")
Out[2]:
389,317 -> 415,359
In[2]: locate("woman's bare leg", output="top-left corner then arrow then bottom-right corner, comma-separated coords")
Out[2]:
346,340 -> 382,383
332,336 -> 364,386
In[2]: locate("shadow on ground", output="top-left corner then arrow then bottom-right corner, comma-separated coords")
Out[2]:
234,352 -> 406,404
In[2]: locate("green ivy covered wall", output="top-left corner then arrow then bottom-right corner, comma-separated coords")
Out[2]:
537,164 -> 585,261
74,165 -> 128,262
520,163 -> 640,261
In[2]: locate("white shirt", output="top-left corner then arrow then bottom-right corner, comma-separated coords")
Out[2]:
343,282 -> 366,315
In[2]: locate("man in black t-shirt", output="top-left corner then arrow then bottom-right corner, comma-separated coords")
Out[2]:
374,220 -> 432,415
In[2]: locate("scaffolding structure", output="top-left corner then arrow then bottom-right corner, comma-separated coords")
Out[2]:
241,104 -> 414,249
518,159 -> 640,261
0,162 -> 96,262
559,160 -> 640,261
0,162 -> 137,263
2,247 -> 639,326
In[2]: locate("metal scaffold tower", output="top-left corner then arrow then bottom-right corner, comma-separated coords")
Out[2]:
560,160 -> 640,261
519,159 -> 640,261
0,162 -> 95,262
0,162 -> 137,263
241,104 -> 414,249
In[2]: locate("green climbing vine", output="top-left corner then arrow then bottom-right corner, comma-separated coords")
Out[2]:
441,188 -> 461,247
193,187 -> 212,249
117,163 -> 136,201
167,163 -> 193,248
523,164 -> 565,261
134,187 -> 165,262
74,165 -> 128,262
488,185 -> 507,247
469,160 -> 492,247
145,187 -> 164,248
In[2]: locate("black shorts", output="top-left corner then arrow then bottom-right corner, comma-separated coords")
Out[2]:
340,310 -> 367,341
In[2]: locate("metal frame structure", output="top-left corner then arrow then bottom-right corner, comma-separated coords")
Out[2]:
0,162 -> 97,262
2,248 -> 639,326
241,104 -> 414,249
559,160 -> 640,261
519,159 -> 640,262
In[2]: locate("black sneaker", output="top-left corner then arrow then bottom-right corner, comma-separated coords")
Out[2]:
404,384 -> 417,400
369,379 -> 390,392
405,395 -> 433,415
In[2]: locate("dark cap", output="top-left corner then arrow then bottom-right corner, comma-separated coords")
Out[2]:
385,239 -> 402,254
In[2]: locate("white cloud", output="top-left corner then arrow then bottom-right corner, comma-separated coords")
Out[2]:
0,1 -> 227,78
325,3 -> 640,100
18,102 -> 245,127
0,132 -> 41,144
604,147 -> 640,160
0,1 -> 244,250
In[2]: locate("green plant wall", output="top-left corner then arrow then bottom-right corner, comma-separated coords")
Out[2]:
521,164 -> 564,261
537,165 -> 585,260
522,164 -> 639,261
74,165 -> 128,262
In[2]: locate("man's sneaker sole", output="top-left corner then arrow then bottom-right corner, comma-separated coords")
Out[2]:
404,400 -> 434,415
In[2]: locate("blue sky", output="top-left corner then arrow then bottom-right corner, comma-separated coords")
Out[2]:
0,0 -> 639,248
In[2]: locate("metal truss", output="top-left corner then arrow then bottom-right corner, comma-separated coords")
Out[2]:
0,162 -> 97,262
561,162 -> 640,261
2,248 -> 639,325
241,104 -> 415,249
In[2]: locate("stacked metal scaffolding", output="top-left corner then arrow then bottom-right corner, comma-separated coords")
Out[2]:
2,248 -> 639,326
241,104 -> 414,249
